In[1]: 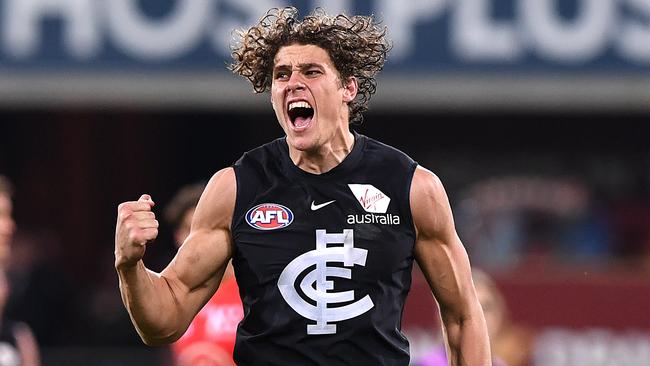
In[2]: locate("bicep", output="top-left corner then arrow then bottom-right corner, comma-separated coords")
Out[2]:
411,167 -> 475,316
160,168 -> 236,317
164,227 -> 232,307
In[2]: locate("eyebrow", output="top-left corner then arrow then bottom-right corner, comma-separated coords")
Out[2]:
273,63 -> 324,72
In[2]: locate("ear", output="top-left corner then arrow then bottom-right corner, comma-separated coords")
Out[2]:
342,76 -> 358,103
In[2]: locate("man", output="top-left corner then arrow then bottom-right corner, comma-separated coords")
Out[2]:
417,269 -> 518,366
115,7 -> 489,365
164,183 -> 242,366
0,176 -> 16,267
0,176 -> 41,366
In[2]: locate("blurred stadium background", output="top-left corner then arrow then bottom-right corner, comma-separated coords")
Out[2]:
0,1 -> 648,365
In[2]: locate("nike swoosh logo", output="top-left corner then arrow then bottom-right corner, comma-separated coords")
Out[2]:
310,200 -> 336,211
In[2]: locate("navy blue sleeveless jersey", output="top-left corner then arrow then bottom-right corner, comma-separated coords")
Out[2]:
231,132 -> 418,365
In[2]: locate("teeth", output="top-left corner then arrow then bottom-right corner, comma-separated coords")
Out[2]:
288,101 -> 312,110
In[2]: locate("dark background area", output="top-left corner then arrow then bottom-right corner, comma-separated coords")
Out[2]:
0,109 -> 648,358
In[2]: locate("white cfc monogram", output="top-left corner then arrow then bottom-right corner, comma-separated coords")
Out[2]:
277,229 -> 374,335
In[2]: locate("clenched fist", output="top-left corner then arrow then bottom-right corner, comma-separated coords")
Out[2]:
115,194 -> 159,269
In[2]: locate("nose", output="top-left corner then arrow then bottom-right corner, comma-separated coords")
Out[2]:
286,72 -> 306,92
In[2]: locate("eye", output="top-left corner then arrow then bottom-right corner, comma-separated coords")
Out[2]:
274,71 -> 289,80
305,69 -> 322,77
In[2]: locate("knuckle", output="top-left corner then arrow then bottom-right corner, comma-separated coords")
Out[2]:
128,231 -> 140,243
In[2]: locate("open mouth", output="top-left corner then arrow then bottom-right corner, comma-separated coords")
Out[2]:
288,101 -> 314,129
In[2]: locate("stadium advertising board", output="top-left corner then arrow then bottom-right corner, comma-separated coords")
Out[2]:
0,0 -> 648,108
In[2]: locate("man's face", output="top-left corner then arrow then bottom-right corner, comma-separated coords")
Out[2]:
271,44 -> 357,152
0,194 -> 15,250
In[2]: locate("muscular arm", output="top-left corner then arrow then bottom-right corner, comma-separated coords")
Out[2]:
115,168 -> 236,345
410,166 -> 490,366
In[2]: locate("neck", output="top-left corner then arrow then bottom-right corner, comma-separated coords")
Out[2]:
289,130 -> 355,174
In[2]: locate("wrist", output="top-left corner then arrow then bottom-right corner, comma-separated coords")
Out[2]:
115,257 -> 141,272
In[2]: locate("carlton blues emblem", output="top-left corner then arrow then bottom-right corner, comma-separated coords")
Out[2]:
277,229 -> 374,335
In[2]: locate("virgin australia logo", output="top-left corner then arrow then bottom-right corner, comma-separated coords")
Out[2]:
348,184 -> 390,213
347,184 -> 399,225
277,229 -> 374,335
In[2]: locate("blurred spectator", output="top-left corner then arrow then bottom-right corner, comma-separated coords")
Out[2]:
164,182 -> 243,366
4,229 -> 76,347
416,269 -> 535,366
0,267 -> 40,366
1,174 -> 75,348
456,175 -> 612,271
0,175 -> 40,365
474,269 -> 535,366
0,176 -> 16,268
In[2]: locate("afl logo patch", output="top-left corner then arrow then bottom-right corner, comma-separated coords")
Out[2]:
246,203 -> 294,230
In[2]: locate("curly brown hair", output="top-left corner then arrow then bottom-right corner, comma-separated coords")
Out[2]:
230,7 -> 391,124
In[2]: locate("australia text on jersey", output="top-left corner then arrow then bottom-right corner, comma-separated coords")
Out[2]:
347,213 -> 400,225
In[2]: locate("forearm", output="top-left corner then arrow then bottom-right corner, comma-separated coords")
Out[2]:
441,306 -> 491,366
117,261 -> 182,345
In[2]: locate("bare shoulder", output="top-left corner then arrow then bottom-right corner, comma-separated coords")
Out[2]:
410,166 -> 455,239
192,167 -> 237,230
203,167 -> 236,195
411,165 -> 445,201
